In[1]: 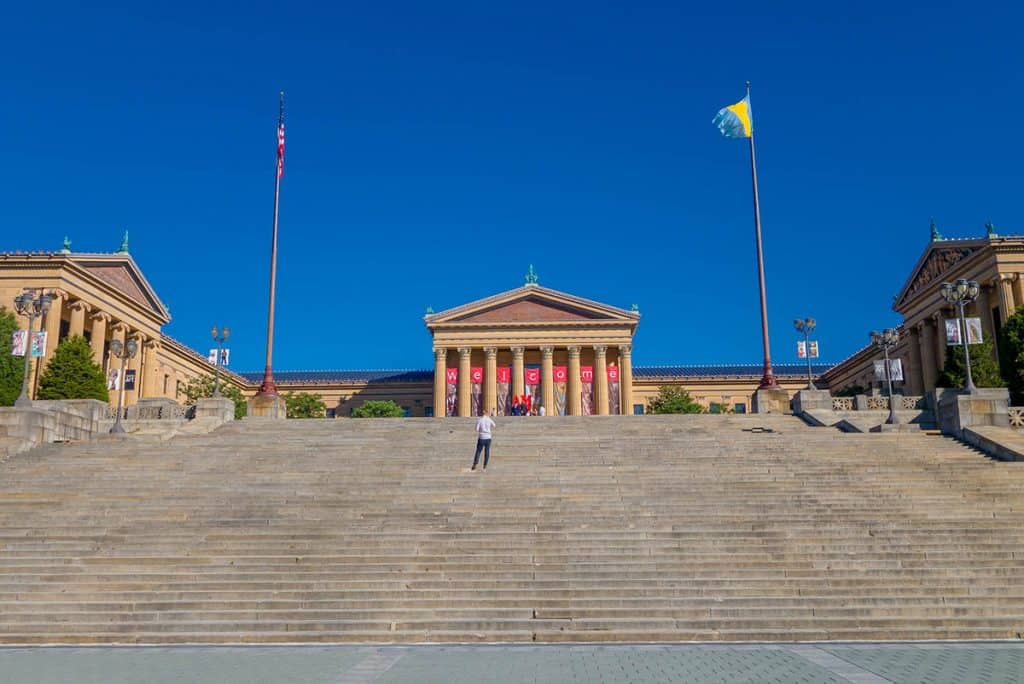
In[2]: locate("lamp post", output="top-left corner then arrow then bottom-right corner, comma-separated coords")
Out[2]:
210,326 -> 230,398
12,289 -> 53,407
939,279 -> 980,394
109,337 -> 138,434
870,328 -> 900,425
794,317 -> 817,390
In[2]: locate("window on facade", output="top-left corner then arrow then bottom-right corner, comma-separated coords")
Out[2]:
709,403 -> 723,414
176,380 -> 182,399
633,404 -> 644,415
424,406 -> 434,417
402,406 -> 412,417
325,408 -> 336,418
163,375 -> 169,395
734,402 -> 747,414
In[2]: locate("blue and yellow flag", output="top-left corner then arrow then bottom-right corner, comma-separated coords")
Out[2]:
713,95 -> 753,139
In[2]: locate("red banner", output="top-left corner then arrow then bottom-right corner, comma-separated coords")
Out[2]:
581,366 -> 594,382
524,368 -> 540,385
607,366 -> 620,382
445,368 -> 458,384
496,366 -> 511,383
470,367 -> 483,383
553,366 -> 567,382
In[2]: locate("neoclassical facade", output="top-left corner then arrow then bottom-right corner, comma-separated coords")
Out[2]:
822,226 -> 1024,394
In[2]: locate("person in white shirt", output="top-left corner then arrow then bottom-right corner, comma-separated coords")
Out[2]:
471,411 -> 496,470
538,405 -> 546,417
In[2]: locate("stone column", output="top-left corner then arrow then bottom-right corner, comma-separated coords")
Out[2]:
90,313 -> 110,368
1014,274 -> 1024,312
107,322 -> 127,398
433,348 -> 447,418
998,274 -> 1017,322
919,320 -> 937,391
567,346 -> 582,416
125,332 -> 146,406
618,344 -> 633,415
511,346 -> 525,400
68,300 -> 89,338
141,339 -> 160,398
594,345 -> 609,416
977,285 -> 999,361
42,290 -> 65,368
540,346 -> 554,416
457,347 -> 472,417
932,312 -> 946,371
484,347 -> 498,416
906,327 -> 923,395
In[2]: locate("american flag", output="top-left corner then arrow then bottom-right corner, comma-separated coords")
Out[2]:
277,119 -> 285,178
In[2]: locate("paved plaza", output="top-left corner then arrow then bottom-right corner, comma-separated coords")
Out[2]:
0,643 -> 1022,683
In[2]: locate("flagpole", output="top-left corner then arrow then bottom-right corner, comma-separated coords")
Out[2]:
746,81 -> 778,390
258,91 -> 284,396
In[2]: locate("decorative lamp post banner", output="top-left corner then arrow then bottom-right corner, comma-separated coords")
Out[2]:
553,365 -> 568,415
581,365 -> 594,416
125,369 -> 137,391
524,367 -> 540,414
10,331 -> 46,358
445,367 -> 458,417
607,365 -> 621,415
944,317 -> 983,345
470,367 -> 484,416
873,359 -> 904,382
797,340 -> 806,358
496,366 -> 512,415
808,341 -> 819,358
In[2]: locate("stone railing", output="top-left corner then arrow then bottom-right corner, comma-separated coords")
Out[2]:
832,397 -> 854,411
866,396 -> 889,410
106,403 -> 196,421
1009,407 -> 1024,428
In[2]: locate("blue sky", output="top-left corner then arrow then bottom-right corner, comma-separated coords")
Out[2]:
3,1 -> 1022,372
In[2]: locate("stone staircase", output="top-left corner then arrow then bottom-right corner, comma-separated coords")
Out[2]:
1,414 -> 1023,644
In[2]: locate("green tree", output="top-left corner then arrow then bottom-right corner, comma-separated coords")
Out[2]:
285,391 -> 326,418
999,306 -> 1024,402
646,386 -> 705,414
0,307 -> 23,406
36,335 -> 109,401
180,375 -> 247,419
937,339 -> 1005,390
351,399 -> 405,418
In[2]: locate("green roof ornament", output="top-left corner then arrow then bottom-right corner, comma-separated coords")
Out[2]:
425,306 -> 434,314
631,303 -> 639,313
930,217 -> 942,242
525,264 -> 539,285
986,221 -> 998,238
60,236 -> 71,254
117,229 -> 129,254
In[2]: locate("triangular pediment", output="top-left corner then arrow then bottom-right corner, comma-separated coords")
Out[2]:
893,239 -> 986,311
72,255 -> 170,322
426,284 -> 639,327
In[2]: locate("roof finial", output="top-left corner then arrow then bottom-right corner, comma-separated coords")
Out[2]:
60,236 -> 71,254
425,305 -> 434,314
525,264 -> 539,285
117,229 -> 129,254
986,221 -> 998,238
930,217 -> 942,242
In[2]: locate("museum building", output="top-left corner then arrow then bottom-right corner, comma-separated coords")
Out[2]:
8,222 -> 1016,417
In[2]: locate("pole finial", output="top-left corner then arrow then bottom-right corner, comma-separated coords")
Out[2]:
930,217 -> 943,242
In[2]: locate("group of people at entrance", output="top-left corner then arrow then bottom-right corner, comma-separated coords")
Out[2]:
510,395 -> 545,416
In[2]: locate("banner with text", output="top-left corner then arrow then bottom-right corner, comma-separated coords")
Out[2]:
945,318 -> 983,345
553,365 -> 568,415
496,366 -> 512,415
524,367 -> 540,415
873,358 -> 904,382
11,331 -> 46,358
470,367 -> 483,416
607,365 -> 621,415
581,366 -> 594,416
445,367 -> 458,417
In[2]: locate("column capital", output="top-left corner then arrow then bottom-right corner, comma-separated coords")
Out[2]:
511,346 -> 525,357
143,339 -> 162,351
593,344 -> 607,355
130,331 -> 147,343
618,344 -> 632,355
567,345 -> 581,357
48,288 -> 69,300
540,346 -> 554,358
999,273 -> 1016,283
483,346 -> 498,358
109,320 -> 129,334
434,347 -> 447,360
90,311 -> 111,323
458,347 -> 472,357
69,299 -> 91,313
